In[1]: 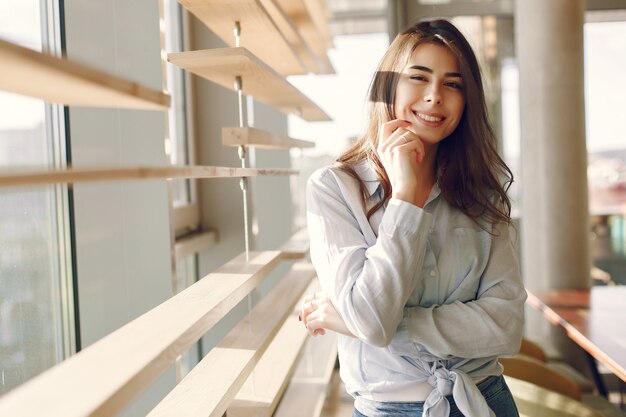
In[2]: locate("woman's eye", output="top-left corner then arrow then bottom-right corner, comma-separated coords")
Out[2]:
445,81 -> 463,90
409,75 -> 427,81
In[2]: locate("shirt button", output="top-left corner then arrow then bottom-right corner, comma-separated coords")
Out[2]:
430,270 -> 436,277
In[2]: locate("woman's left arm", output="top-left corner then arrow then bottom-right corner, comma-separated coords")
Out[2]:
402,222 -> 526,359
301,222 -> 526,358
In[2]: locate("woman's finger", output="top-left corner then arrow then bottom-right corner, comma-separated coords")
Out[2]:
299,299 -> 317,322
379,126 -> 410,153
304,310 -> 326,336
305,315 -> 329,336
380,119 -> 411,140
378,120 -> 411,152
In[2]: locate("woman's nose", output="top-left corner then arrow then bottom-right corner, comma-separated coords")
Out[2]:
424,86 -> 442,105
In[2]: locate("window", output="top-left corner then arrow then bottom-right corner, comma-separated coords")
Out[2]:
584,20 -> 626,286
0,0 -> 75,395
162,0 -> 200,236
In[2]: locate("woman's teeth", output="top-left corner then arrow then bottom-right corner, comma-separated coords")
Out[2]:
416,112 -> 443,122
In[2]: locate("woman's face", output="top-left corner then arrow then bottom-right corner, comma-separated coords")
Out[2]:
393,42 -> 466,147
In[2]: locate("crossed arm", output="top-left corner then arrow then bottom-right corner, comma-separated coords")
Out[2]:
302,170 -> 526,358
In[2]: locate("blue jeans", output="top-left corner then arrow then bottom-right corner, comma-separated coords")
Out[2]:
352,375 -> 519,417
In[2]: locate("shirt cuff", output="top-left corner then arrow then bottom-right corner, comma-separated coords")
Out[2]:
382,198 -> 433,235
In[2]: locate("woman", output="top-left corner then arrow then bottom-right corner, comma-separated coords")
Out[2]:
300,20 -> 526,417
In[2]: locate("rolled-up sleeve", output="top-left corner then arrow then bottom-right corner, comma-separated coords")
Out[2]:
404,222 -> 526,358
307,169 -> 432,347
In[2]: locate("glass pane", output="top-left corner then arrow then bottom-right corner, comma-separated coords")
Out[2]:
0,0 -> 69,395
585,21 -> 626,286
501,58 -> 521,216
164,0 -> 192,208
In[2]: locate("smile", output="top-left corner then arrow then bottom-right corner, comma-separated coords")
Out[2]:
414,111 -> 444,123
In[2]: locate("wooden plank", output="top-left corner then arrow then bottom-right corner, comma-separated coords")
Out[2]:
0,38 -> 170,110
175,230 -> 218,260
227,280 -> 318,417
222,127 -> 314,150
0,251 -> 284,417
272,332 -> 338,417
0,165 -> 298,188
168,47 -> 331,121
275,0 -> 335,74
147,262 -> 317,417
303,0 -> 335,51
279,228 -> 310,260
178,0 -> 306,76
505,376 -> 604,417
290,330 -> 338,384
257,0 -> 323,73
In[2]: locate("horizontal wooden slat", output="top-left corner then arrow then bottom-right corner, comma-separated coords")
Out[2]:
275,0 -> 335,74
303,0 -> 334,50
272,332 -> 338,417
147,262 -> 317,417
0,251 -> 284,417
0,38 -> 170,110
175,230 -> 218,260
168,47 -> 331,122
0,165 -> 298,188
178,0 -> 306,76
227,280 -> 318,417
280,228 -> 310,260
257,0 -> 323,73
222,127 -> 314,150
290,330 -> 337,385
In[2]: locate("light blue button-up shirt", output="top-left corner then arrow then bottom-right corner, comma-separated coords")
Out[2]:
306,160 -> 526,417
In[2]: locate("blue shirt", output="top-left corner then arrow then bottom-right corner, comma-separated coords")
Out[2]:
306,160 -> 526,417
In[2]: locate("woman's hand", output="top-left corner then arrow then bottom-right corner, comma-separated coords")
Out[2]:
299,292 -> 354,337
377,119 -> 425,203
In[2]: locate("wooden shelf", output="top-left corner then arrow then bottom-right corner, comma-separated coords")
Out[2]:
147,263 -> 316,417
0,251 -> 285,417
0,38 -> 170,110
303,0 -> 334,51
227,283 -> 313,417
178,0 -> 307,76
274,0 -> 335,74
0,165 -> 298,188
272,331 -> 338,417
168,47 -> 331,122
222,127 -> 314,150
175,230 -> 218,260
280,228 -> 310,260
257,0 -> 324,74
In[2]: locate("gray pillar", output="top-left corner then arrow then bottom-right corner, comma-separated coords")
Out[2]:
516,0 -> 590,292
516,0 -> 592,368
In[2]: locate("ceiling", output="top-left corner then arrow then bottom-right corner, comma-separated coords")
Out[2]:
325,0 -> 626,36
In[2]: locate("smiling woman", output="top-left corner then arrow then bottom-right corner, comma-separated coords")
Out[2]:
299,19 -> 525,417
395,43 -> 465,146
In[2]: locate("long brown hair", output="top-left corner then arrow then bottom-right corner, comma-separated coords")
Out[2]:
336,19 -> 513,228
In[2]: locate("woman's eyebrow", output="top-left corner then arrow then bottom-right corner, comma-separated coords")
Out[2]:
409,65 -> 462,78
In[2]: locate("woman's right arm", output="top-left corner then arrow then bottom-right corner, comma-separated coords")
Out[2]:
306,168 -> 432,347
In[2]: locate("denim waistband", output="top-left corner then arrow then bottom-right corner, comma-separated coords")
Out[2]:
354,375 -> 504,416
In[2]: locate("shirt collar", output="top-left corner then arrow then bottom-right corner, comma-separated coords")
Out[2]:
353,159 -> 442,204
354,159 -> 381,197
